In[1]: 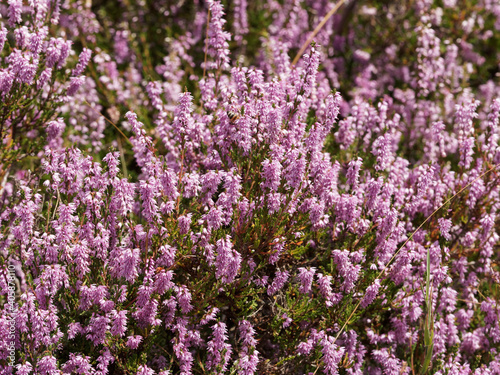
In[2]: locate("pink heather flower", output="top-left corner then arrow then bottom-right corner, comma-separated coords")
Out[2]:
16,362 -> 33,375
109,310 -> 128,337
68,322 -> 83,340
332,249 -> 362,293
9,49 -> 39,85
268,238 -> 285,264
103,151 -> 120,178
96,348 -> 115,375
297,267 -> 316,294
0,26 -> 7,52
113,29 -> 131,63
324,92 -> 342,130
282,313 -> 292,328
29,27 -> 48,54
372,133 -> 394,171
116,285 -> 128,304
207,322 -> 232,373
346,157 -> 363,187
297,338 -> 315,356
372,348 -> 403,374
413,164 -> 437,206
139,178 -> 161,225
239,320 -> 257,347
431,121 -> 446,157
117,247 -> 140,282
126,111 -> 154,168
437,287 -> 458,314
37,356 -> 57,375
172,91 -> 195,141
237,320 -> 259,375
147,81 -> 164,111
376,209 -> 398,242
217,170 -> 242,221
178,214 -> 192,234
57,39 -> 72,69
72,48 -> 92,76
8,0 -> 23,26
158,245 -> 176,268
154,269 -> 174,295
163,296 -> 177,328
46,38 -> 71,68
135,282 -> 153,309
299,45 -> 321,99
134,302 -> 160,331
137,365 -> 155,375
31,0 -> 50,24
284,151 -> 306,189
438,218 -> 452,241
267,270 -> 290,295
126,335 -> 143,349
321,336 -> 345,375
0,69 -> 15,95
34,264 -> 69,298
261,159 -> 282,192
455,99 -> 479,138
62,353 -> 94,374
37,67 -> 52,89
265,106 -> 283,143
201,170 -> 223,198
459,136 -> 475,169
14,27 -> 31,49
205,0 -> 231,71
486,99 -> 500,131
416,26 -> 444,96
353,49 -> 371,62
182,172 -> 201,198
175,285 -> 193,313
366,177 -> 383,212
297,330 -> 324,356
67,76 -> 86,96
111,178 -> 136,217
360,279 -> 381,308
253,275 -> 268,287
200,306 -> 220,326
46,118 -> 65,148
215,235 -> 242,284
335,117 -> 356,149
86,313 -> 111,345
317,273 -> 335,307
481,298 -> 499,327
233,0 -> 249,42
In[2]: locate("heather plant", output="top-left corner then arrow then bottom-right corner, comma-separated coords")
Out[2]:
0,1 -> 92,181
1,0 -> 500,374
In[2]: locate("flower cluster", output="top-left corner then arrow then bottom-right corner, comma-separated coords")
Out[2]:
1,0 -> 500,374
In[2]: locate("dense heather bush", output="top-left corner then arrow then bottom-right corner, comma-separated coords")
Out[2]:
1,0 -> 500,374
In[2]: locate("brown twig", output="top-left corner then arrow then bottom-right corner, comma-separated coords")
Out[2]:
291,0 -> 347,66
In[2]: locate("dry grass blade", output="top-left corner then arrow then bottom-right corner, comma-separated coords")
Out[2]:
291,0 -> 348,66
333,162 -> 500,345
